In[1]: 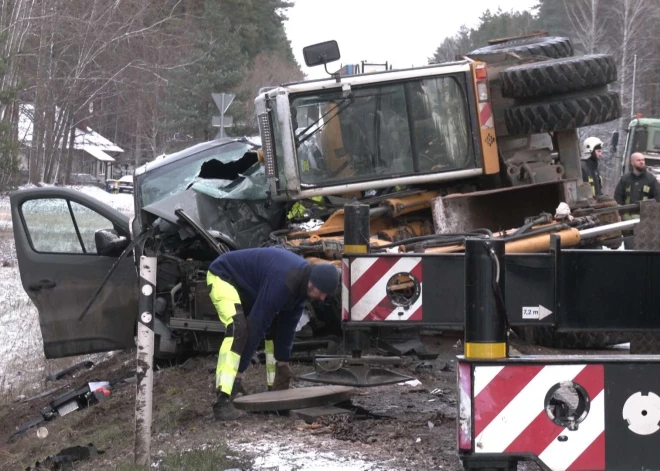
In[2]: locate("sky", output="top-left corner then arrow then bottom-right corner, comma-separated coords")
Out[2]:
283,0 -> 539,80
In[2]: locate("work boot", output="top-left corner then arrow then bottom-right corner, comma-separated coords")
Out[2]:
213,393 -> 243,421
231,378 -> 248,398
271,363 -> 294,391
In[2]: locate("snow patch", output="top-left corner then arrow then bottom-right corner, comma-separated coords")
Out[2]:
230,439 -> 392,471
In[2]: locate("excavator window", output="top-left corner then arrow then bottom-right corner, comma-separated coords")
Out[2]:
288,74 -> 473,188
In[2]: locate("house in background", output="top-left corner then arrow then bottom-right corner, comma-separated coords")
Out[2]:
17,104 -> 124,181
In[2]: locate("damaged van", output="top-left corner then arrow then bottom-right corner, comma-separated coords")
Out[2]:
10,137 -> 291,359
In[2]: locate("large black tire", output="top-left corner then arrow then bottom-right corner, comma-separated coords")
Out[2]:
500,54 -> 618,99
468,36 -> 573,60
504,91 -> 621,135
533,327 -> 628,350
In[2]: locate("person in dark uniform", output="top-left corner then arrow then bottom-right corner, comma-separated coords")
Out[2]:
206,247 -> 339,420
614,152 -> 660,248
581,136 -> 604,197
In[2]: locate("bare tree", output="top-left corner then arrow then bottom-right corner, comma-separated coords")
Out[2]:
233,51 -> 305,132
606,0 -> 656,128
563,0 -> 608,55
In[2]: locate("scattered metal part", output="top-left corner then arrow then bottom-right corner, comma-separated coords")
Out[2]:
25,443 -> 103,470
378,337 -> 439,360
233,385 -> 356,412
45,361 -> 94,383
20,386 -> 66,403
291,406 -> 354,424
298,364 -> 414,387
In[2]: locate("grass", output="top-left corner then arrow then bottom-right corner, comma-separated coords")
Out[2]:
111,446 -> 245,471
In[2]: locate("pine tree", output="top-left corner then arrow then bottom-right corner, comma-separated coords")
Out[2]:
160,1 -> 247,142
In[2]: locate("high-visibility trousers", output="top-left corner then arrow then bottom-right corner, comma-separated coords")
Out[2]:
207,272 -> 248,395
264,320 -> 278,389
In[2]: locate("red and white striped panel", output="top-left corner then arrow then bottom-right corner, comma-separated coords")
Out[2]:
458,362 -> 472,450
349,256 -> 422,321
341,258 -> 350,321
474,364 -> 605,471
479,102 -> 494,129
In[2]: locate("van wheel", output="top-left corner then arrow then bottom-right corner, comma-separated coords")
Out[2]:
500,54 -> 618,99
504,91 -> 621,136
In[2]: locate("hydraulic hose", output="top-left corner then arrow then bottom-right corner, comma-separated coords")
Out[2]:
512,213 -> 553,236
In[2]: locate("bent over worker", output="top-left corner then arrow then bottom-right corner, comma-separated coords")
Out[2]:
206,247 -> 339,420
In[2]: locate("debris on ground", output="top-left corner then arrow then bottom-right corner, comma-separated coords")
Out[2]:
9,381 -> 113,443
25,443 -> 103,470
45,361 -> 94,383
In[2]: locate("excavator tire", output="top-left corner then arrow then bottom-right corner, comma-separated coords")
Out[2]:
468,36 -> 573,60
504,90 -> 621,136
532,327 -> 628,350
500,54 -> 618,99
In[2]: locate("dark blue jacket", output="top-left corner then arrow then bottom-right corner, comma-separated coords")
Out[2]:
208,247 -> 311,372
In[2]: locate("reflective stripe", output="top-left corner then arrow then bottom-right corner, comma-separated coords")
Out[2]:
207,272 -> 241,325
209,272 -> 243,394
217,341 -> 241,394
265,339 -> 276,386
587,176 -> 595,196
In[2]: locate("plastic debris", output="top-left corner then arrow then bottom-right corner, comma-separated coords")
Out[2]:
397,379 -> 422,387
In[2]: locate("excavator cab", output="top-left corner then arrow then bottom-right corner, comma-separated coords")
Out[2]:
255,49 -> 486,203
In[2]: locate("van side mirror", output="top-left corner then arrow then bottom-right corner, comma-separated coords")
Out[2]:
95,229 -> 130,257
611,130 -> 619,153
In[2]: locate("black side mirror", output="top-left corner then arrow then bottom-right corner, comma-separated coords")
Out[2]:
611,130 -> 619,153
302,40 -> 341,67
95,229 -> 130,257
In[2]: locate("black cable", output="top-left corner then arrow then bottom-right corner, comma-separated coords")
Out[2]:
486,244 -> 509,332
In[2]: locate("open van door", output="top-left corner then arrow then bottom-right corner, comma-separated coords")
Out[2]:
10,187 -> 138,358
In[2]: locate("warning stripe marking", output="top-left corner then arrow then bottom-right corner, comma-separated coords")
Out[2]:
474,365 -> 544,437
473,365 -> 504,396
539,390 -> 605,471
475,364 -> 586,451
479,102 -> 494,128
566,431 -> 605,471
341,259 -> 350,320
350,257 -> 397,306
350,257 -> 422,321
474,364 -> 605,470
504,365 -> 604,458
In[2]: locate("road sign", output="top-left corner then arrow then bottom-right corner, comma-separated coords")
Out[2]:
211,92 -> 235,139
212,115 -> 233,127
212,93 -> 235,113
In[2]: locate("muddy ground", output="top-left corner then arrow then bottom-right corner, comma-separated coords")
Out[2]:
0,330 -> 626,471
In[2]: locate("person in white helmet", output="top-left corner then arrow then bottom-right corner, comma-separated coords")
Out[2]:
581,137 -> 604,197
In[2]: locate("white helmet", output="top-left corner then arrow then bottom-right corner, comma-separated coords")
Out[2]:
581,137 -> 603,159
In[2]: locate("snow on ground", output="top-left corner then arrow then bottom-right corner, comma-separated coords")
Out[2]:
229,436 -> 397,471
0,185 -> 133,395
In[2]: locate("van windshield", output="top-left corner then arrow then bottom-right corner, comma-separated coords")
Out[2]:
138,142 -> 254,208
